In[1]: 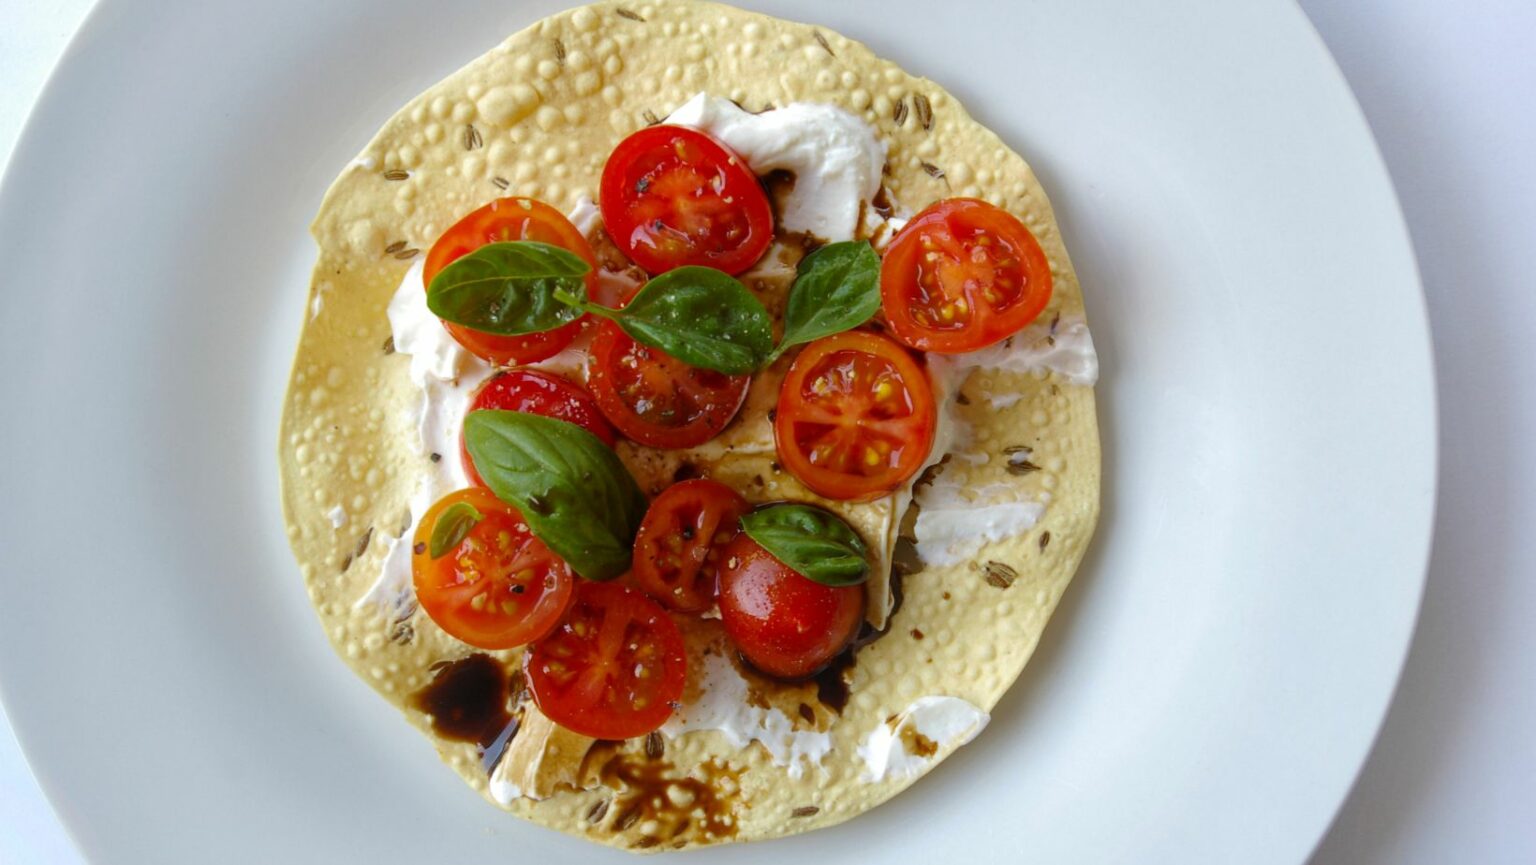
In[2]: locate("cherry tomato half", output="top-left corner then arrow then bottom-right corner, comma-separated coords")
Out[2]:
587,320 -> 750,449
460,370 -> 615,487
411,487 -> 575,650
774,331 -> 937,501
717,532 -> 865,680
632,479 -> 751,613
599,125 -> 774,275
423,198 -> 599,365
880,198 -> 1053,353
524,582 -> 688,740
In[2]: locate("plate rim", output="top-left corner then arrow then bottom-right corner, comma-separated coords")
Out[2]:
0,0 -> 1438,862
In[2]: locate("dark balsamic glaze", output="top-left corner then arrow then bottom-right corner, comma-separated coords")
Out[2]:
409,654 -> 520,774
585,746 -> 741,847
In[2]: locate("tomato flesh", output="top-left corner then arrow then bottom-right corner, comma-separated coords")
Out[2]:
411,487 -> 575,650
632,479 -> 750,613
525,582 -> 688,739
880,197 -> 1053,353
423,198 -> 599,365
717,533 -> 865,679
586,320 -> 750,449
460,370 -> 615,487
774,331 -> 937,501
599,125 -> 773,275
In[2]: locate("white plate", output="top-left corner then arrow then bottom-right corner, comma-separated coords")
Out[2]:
0,1 -> 1433,862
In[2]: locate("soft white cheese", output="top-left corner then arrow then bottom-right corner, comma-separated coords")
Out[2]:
487,772 -> 524,806
666,93 -> 886,242
857,696 -> 990,783
660,652 -> 832,779
356,261 -> 491,615
908,315 -> 1098,565
942,316 -> 1099,387
325,505 -> 347,529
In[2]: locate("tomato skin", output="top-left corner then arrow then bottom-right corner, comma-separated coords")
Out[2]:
460,370 -> 615,487
632,479 -> 751,613
423,198 -> 599,365
717,533 -> 865,679
586,320 -> 750,449
599,125 -> 774,275
524,582 -> 688,740
411,488 -> 575,650
880,197 -> 1053,353
774,331 -> 937,502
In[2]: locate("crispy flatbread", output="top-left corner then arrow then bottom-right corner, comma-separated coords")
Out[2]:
279,0 -> 1099,851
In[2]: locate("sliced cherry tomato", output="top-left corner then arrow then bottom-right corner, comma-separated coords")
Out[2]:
460,370 -> 615,487
774,331 -> 937,501
423,197 -> 599,365
599,125 -> 773,275
717,532 -> 864,679
524,582 -> 688,739
880,197 -> 1053,353
586,320 -> 750,449
632,479 -> 751,613
411,487 -> 575,650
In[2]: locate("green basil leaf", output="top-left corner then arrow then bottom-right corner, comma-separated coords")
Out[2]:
772,241 -> 882,360
740,503 -> 871,587
463,410 -> 647,581
428,501 -> 483,559
426,241 -> 590,336
609,266 -> 773,374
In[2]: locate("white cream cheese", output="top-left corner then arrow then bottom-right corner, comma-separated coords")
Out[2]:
857,696 -> 990,783
661,652 -> 832,779
488,774 -> 523,806
356,260 -> 493,614
907,314 -> 1098,566
325,505 -> 347,530
665,93 -> 886,242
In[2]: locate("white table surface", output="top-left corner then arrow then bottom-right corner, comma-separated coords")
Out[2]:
1,0 -> 1531,862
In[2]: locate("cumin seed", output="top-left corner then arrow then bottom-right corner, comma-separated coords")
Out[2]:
491,176 -> 510,190
1039,530 -> 1052,551
393,248 -> 419,260
355,528 -> 374,559
642,108 -> 661,126
382,169 -> 409,181
914,93 -> 933,130
984,560 -> 1017,589
384,239 -> 406,254
586,798 -> 611,824
553,37 -> 567,67
339,553 -> 353,574
893,97 -> 908,127
791,805 -> 820,818
381,335 -> 395,355
463,124 -> 482,151
921,161 -> 946,181
644,731 -> 664,759
813,30 -> 834,56
615,7 -> 645,21
1006,452 -> 1042,475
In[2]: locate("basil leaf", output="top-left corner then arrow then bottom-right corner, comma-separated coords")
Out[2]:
463,410 -> 647,581
740,504 -> 871,587
428,502 -> 483,559
772,241 -> 882,360
426,241 -> 590,336
607,266 -> 773,375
